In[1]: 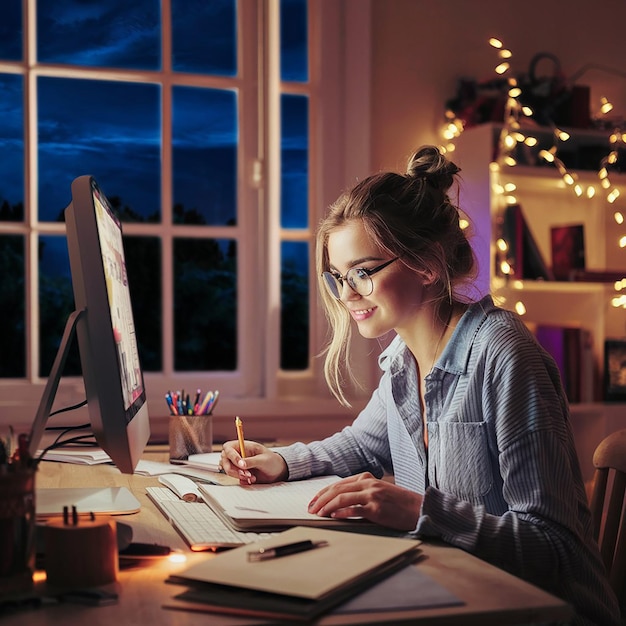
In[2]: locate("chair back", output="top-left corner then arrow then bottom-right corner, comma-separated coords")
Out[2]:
590,428 -> 626,608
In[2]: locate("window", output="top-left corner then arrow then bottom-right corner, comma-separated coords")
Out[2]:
0,0 -> 371,438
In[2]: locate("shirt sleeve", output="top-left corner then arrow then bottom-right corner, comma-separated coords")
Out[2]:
277,381 -> 393,481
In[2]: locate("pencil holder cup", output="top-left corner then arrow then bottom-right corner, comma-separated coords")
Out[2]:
169,414 -> 213,461
0,468 -> 37,598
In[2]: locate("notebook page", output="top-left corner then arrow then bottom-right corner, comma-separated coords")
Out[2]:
199,475 -> 342,521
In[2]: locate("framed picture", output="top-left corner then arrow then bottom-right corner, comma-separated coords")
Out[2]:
603,339 -> 626,402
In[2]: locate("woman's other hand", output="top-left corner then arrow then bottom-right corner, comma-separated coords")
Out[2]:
307,472 -> 422,531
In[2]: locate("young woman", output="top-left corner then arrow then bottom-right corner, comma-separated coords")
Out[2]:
221,145 -> 620,625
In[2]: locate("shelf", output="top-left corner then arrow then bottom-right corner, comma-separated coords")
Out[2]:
454,124 -> 626,405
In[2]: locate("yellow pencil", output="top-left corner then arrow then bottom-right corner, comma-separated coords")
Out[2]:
235,416 -> 246,458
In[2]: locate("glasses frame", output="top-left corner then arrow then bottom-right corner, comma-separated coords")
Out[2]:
322,257 -> 399,300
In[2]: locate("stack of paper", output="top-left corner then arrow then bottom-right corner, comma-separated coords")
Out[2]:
165,526 -> 423,622
36,448 -> 112,465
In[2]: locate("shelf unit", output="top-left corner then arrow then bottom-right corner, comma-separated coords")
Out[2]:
453,122 -> 626,485
454,122 -> 626,377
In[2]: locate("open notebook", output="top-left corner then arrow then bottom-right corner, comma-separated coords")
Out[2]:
197,475 -> 379,532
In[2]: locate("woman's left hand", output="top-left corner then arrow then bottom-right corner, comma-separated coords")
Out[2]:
307,472 -> 422,531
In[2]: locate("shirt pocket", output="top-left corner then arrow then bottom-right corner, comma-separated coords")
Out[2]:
429,421 -> 492,501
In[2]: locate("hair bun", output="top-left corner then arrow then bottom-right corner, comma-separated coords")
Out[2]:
406,145 -> 460,191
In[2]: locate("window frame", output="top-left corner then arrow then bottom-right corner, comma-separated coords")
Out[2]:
0,0 -> 373,441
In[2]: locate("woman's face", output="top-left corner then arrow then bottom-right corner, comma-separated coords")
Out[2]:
326,220 -> 426,339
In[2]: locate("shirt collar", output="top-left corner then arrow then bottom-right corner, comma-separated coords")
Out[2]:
378,295 -> 496,376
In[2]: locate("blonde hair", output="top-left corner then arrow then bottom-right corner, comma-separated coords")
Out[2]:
316,145 -> 476,406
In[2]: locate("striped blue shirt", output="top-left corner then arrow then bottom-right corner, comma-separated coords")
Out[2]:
279,296 -> 620,625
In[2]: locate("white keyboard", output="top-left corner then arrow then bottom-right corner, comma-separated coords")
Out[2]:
146,486 -> 277,551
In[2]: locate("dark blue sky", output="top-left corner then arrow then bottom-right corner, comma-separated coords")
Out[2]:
0,0 -> 307,227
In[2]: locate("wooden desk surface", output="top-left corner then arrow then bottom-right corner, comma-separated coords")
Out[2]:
3,448 -> 573,625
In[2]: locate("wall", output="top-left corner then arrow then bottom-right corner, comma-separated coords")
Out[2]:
369,0 -> 626,170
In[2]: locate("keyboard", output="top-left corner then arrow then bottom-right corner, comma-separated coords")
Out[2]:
146,486 -> 278,551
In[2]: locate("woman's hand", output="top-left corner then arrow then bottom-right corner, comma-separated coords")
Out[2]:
307,472 -> 423,531
221,440 -> 288,485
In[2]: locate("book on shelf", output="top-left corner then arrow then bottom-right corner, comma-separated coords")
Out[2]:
197,475 -> 380,532
603,339 -> 626,402
164,525 -> 426,622
501,204 -> 554,281
550,224 -> 585,281
531,324 -> 597,403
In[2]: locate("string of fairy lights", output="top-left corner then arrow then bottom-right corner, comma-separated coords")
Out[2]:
441,37 -> 626,310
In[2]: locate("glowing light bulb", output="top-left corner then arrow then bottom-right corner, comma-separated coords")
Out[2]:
509,87 -> 522,98
556,129 -> 570,141
525,136 -> 538,147
619,236 -> 626,248
563,173 -> 575,186
489,38 -> 503,48
497,238 -> 508,252
515,301 -> 526,316
495,62 -> 510,74
504,182 -> 517,192
539,150 -> 554,163
600,97 -> 614,114
615,212 -> 624,225
608,189 -> 620,203
522,106 -> 533,116
587,186 -> 595,198
459,217 -> 469,229
574,185 -> 583,196
504,156 -> 517,167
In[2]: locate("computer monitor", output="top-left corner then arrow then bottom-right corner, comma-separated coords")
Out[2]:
28,175 -> 150,475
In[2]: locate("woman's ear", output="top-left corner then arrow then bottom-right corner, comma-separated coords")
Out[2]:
419,268 -> 437,287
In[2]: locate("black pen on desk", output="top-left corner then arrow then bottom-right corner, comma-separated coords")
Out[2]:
248,540 -> 329,562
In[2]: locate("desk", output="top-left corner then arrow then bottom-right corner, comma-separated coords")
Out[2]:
4,448 -> 573,625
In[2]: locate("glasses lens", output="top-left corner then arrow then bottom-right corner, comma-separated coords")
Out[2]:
347,268 -> 373,296
322,272 -> 341,299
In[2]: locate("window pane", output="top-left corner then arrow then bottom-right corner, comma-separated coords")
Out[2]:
173,238 -> 237,371
172,0 -> 236,75
38,235 -> 80,377
0,74 -> 23,222
38,77 -> 161,223
0,235 -> 25,377
281,94 -> 308,228
173,86 -> 237,226
280,0 -> 308,82
0,1 -> 22,60
281,241 -> 308,370
37,0 -> 160,70
124,236 -> 162,371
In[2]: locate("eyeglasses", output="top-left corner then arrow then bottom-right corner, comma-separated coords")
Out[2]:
322,257 -> 399,299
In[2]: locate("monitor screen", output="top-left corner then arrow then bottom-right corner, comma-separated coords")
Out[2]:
28,175 -> 150,474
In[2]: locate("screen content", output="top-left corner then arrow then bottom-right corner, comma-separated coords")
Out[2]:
92,185 -> 143,416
